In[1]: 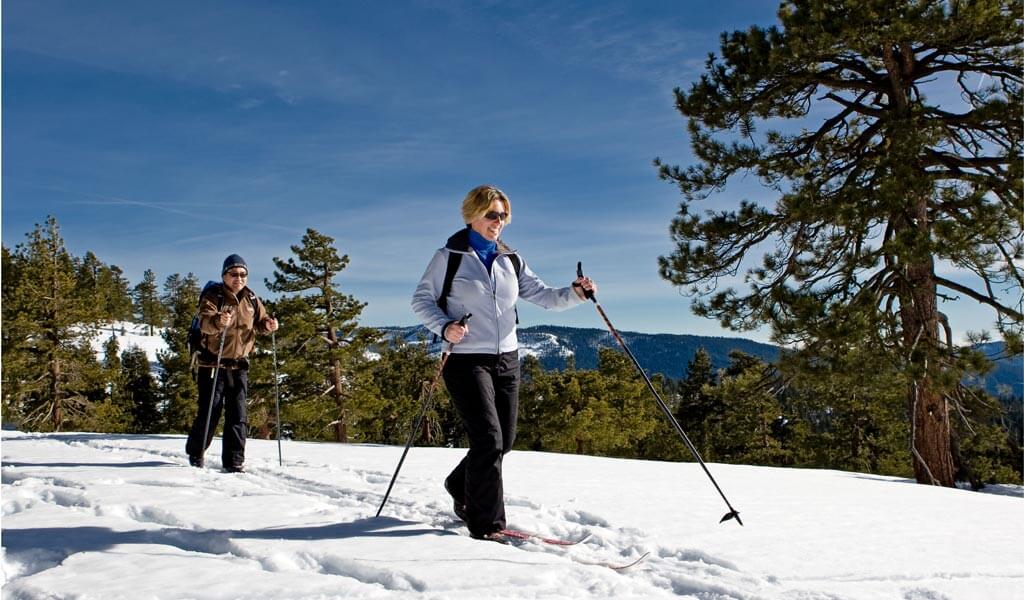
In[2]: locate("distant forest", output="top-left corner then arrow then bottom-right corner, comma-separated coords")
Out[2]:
3,217 -> 1021,488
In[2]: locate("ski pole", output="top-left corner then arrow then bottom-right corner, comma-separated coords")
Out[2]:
201,308 -> 233,463
576,262 -> 742,526
376,313 -> 471,518
271,317 -> 283,467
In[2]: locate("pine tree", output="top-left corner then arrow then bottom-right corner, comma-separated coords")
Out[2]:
102,334 -> 122,373
80,334 -> 132,433
656,0 -> 1022,486
675,347 -> 718,458
516,354 -> 550,451
518,348 -> 659,458
74,251 -> 106,321
2,245 -> 27,424
591,348 -> 662,457
266,229 -> 379,443
100,265 -> 134,321
2,217 -> 102,430
157,273 -> 200,432
782,344 -> 909,475
950,384 -> 1023,487
133,269 -> 167,334
75,252 -> 135,323
120,346 -> 160,433
263,296 -> 331,440
711,353 -> 791,465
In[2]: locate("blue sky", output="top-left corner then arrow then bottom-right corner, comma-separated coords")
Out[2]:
1,1 -> 1000,342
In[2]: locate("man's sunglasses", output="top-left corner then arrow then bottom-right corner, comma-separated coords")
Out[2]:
226,270 -> 248,278
484,211 -> 508,222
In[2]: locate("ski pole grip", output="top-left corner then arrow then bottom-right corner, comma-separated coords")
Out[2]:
458,313 -> 472,326
575,261 -> 595,301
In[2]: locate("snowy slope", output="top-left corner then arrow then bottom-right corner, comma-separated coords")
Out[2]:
89,321 -> 168,366
2,431 -> 1022,599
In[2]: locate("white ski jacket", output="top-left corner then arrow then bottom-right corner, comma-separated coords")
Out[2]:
411,228 -> 584,355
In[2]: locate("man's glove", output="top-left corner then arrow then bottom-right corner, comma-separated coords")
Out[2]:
216,310 -> 234,328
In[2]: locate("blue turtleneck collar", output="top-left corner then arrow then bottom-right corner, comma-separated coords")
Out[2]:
467,227 -> 499,271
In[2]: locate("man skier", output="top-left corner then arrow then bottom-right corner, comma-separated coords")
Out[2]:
185,254 -> 278,472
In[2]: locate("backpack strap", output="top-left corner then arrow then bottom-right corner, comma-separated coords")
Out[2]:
508,253 -> 522,279
437,251 -> 462,315
434,252 -> 463,342
507,254 -> 522,325
243,289 -> 261,321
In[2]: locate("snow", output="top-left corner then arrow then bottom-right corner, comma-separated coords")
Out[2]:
89,321 -> 168,366
88,322 -> 387,366
518,332 -> 575,360
2,431 -> 1022,599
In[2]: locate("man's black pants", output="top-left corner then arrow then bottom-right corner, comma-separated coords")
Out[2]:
442,351 -> 519,536
185,367 -> 248,468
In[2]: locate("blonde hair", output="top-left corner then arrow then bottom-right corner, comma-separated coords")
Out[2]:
461,185 -> 512,225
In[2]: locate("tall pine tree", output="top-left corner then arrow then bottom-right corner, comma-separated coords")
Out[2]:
266,229 -> 379,443
656,0 -> 1022,486
2,217 -> 102,430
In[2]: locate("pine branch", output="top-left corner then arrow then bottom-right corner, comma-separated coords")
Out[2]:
934,276 -> 1023,321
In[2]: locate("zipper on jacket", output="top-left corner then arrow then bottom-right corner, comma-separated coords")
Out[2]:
464,250 -> 511,355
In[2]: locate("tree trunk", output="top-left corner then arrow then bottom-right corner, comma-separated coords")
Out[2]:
326,327 -> 347,443
906,370 -> 954,486
899,200 -> 955,487
50,355 -> 62,432
881,46 -> 955,486
420,415 -> 432,444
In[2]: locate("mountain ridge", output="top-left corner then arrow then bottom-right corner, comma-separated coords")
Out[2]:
380,324 -> 781,378
380,324 -> 1021,396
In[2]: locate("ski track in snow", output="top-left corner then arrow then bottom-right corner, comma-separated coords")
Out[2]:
2,433 -> 769,599
3,431 -> 1022,600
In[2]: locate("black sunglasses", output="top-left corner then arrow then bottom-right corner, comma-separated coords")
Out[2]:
483,211 -> 508,222
226,270 -> 248,278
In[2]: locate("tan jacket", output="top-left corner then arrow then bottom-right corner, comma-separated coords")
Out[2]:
198,284 -> 271,366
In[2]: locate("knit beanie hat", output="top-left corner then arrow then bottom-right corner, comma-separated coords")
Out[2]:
222,254 -> 248,275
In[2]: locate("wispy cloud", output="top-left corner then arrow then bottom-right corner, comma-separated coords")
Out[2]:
19,183 -> 296,233
4,1 -> 384,108
419,0 -> 715,87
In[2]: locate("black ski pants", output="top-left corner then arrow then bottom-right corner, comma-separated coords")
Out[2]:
185,367 -> 248,468
442,351 -> 519,536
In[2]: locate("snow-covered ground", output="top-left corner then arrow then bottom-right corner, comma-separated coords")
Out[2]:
2,431 -> 1022,599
